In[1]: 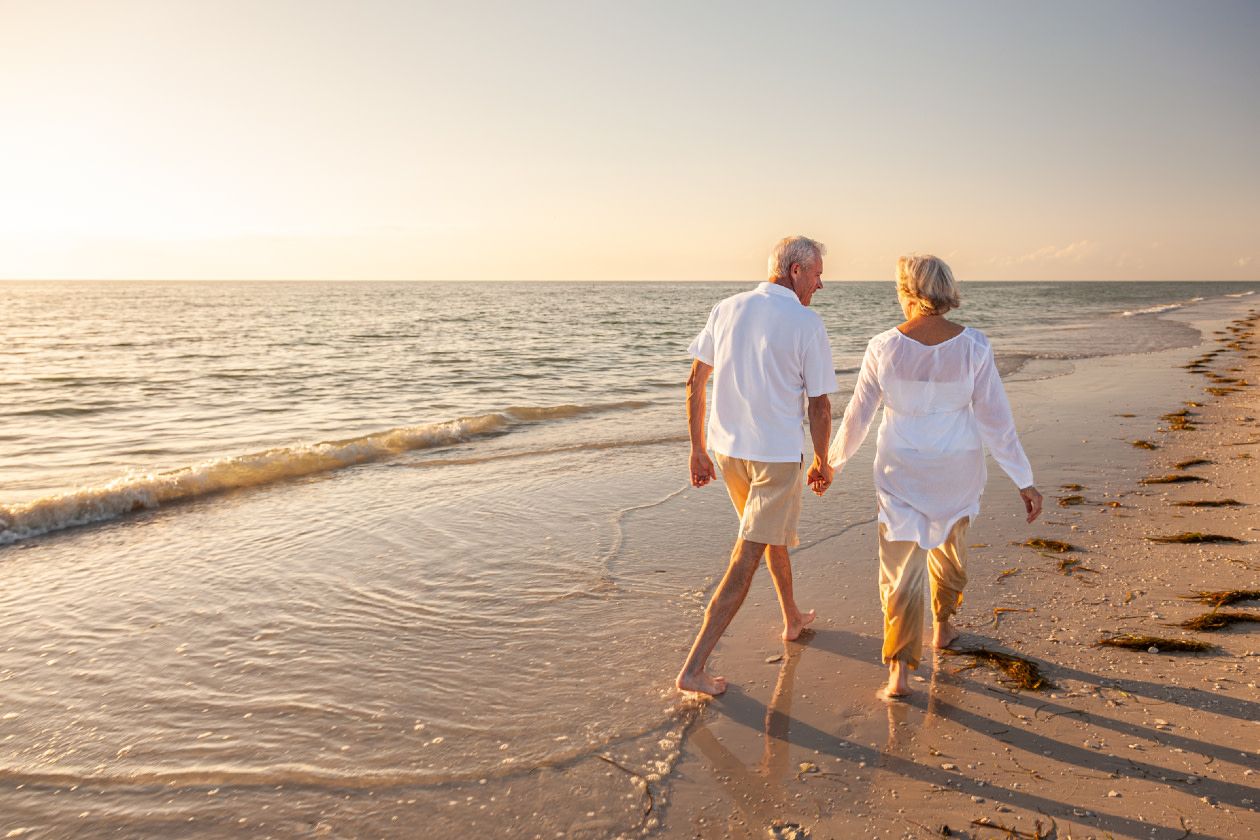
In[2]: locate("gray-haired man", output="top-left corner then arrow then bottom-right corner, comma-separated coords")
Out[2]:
677,236 -> 838,696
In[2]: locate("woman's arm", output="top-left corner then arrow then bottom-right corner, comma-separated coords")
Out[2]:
827,342 -> 882,472
971,338 -> 1035,490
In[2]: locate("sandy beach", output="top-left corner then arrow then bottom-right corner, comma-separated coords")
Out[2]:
656,298 -> 1260,840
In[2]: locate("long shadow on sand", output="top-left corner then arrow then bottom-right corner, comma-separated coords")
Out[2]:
704,627 -> 1254,840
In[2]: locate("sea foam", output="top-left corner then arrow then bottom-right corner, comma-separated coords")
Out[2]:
1120,297 -> 1204,316
0,401 -> 647,545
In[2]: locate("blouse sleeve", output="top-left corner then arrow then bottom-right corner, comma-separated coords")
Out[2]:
971,336 -> 1035,488
827,340 -> 882,473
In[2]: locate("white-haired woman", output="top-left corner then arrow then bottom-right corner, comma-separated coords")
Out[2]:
821,255 -> 1043,698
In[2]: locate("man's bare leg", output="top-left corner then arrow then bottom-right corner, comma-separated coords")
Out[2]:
677,538 -> 767,695
765,545 -> 816,641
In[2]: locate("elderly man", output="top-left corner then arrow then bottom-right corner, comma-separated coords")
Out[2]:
676,236 -> 838,696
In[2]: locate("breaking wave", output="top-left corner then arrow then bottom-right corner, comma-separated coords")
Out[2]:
0,401 -> 648,545
1120,297 -> 1204,316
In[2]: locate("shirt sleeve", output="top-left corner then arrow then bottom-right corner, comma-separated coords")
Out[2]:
971,335 -> 1035,489
803,322 -> 839,397
688,304 -> 718,365
827,339 -> 882,473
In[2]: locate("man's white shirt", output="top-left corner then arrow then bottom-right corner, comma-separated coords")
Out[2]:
689,282 -> 838,462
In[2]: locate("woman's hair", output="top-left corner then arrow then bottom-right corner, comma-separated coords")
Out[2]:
896,254 -> 961,316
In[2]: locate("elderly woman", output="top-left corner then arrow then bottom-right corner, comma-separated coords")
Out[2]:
823,255 -> 1043,698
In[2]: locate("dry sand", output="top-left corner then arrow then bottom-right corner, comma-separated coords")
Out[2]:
657,299 -> 1260,840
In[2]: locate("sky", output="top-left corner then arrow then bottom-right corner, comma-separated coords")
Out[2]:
0,0 -> 1257,283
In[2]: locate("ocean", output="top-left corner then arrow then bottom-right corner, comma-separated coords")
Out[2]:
1,279 -> 1256,838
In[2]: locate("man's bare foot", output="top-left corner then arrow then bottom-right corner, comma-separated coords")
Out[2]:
884,660 -> 912,698
783,608 -> 817,641
676,668 -> 728,696
933,619 -> 961,650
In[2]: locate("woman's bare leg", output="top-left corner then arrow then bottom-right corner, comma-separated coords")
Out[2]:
886,659 -> 912,697
928,518 -> 970,650
878,524 -> 926,693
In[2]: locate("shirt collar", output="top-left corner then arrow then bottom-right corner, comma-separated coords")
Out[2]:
759,281 -> 800,302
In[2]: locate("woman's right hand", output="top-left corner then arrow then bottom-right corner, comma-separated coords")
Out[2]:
1020,486 -> 1043,523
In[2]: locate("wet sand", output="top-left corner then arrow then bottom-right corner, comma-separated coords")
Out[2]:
658,301 -> 1260,839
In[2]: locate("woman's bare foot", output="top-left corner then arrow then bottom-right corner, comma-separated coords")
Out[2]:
884,660 -> 912,698
676,667 -> 728,696
933,619 -> 961,650
783,608 -> 817,641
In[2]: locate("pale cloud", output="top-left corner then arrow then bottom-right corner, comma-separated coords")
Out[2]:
1239,257 -> 1253,268
1012,240 -> 1099,264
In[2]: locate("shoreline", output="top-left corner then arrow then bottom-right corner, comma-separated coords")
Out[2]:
656,296 -> 1260,839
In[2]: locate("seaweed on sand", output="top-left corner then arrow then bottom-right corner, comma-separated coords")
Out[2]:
1172,499 -> 1241,507
942,648 -> 1053,691
1095,634 -> 1213,653
1132,440 -> 1158,449
1163,410 -> 1198,429
1057,495 -> 1085,507
1145,532 -> 1244,544
1017,538 -> 1075,552
971,817 -> 1057,840
1057,557 -> 1098,576
1206,387 -> 1239,396
1060,483 -> 1084,491
992,607 -> 1035,628
1179,612 -> 1260,632
1172,458 -> 1212,468
1139,474 -> 1208,484
1180,589 -> 1260,607
594,754 -> 655,831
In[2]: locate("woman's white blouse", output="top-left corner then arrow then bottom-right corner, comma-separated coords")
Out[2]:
828,326 -> 1034,549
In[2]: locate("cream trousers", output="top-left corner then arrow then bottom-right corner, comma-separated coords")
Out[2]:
878,516 -> 970,669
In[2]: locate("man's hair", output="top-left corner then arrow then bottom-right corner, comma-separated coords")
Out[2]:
767,236 -> 826,280
896,254 -> 961,316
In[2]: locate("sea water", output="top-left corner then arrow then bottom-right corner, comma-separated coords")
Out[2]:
0,279 -> 1255,837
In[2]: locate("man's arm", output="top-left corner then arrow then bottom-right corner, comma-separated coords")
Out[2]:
687,359 -> 717,487
806,394 -> 833,495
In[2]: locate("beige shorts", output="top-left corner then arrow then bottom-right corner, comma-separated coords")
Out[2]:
713,452 -> 805,547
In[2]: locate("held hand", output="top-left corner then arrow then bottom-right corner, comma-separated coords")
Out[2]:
1020,485 -> 1043,523
807,458 -> 834,497
690,449 -> 717,488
